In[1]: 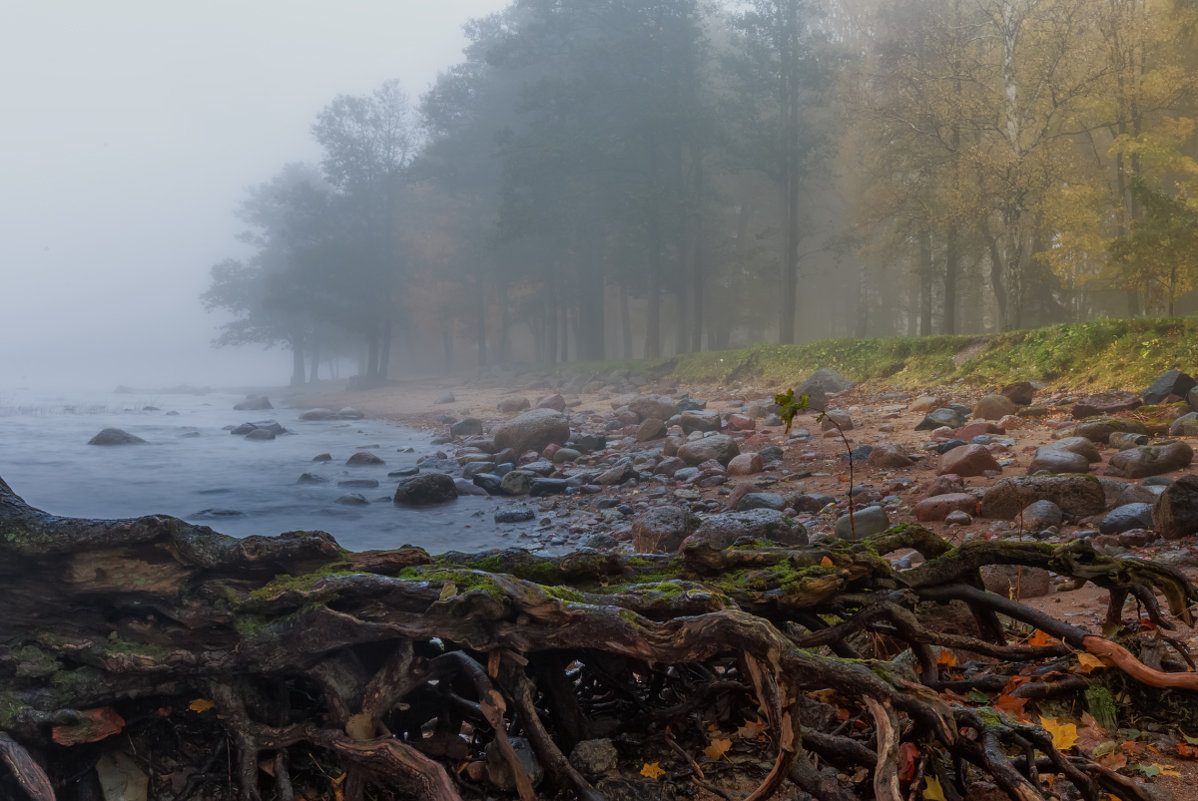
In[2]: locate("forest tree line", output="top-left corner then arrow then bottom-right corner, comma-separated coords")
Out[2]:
202,0 -> 1198,384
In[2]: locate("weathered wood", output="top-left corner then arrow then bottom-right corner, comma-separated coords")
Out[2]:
0,475 -> 1189,800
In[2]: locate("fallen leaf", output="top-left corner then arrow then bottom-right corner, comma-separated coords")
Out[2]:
1098,750 -> 1128,770
736,717 -> 768,740
51,707 -> 126,745
898,742 -> 920,782
1077,652 -> 1108,673
935,648 -> 957,668
703,738 -> 733,761
994,693 -> 1030,720
923,774 -> 948,801
438,582 -> 458,601
820,556 -> 834,566
1040,716 -> 1079,751
640,762 -> 666,780
188,698 -> 216,713
1029,630 -> 1060,647
1178,742 -> 1198,759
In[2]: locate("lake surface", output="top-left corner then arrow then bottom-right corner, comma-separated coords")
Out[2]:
0,387 -> 539,554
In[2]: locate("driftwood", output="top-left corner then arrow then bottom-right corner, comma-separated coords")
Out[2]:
1,474 -> 1196,801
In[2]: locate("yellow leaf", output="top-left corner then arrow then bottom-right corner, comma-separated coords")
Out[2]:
1155,763 -> 1182,777
1040,716 -> 1079,751
640,762 -> 666,780
923,774 -> 948,801
820,556 -> 834,566
703,738 -> 733,761
438,582 -> 458,601
1028,630 -> 1059,647
1077,653 -> 1108,673
188,698 -> 215,713
737,717 -> 769,740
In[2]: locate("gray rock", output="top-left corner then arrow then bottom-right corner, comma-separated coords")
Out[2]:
1052,436 -> 1102,463
980,475 -> 1106,520
88,428 -> 146,445
434,392 -> 456,404
529,478 -> 569,496
1109,431 -> 1151,450
393,473 -> 458,505
1026,446 -> 1090,475
1000,382 -> 1036,405
299,408 -> 335,421
244,428 -> 276,441
737,492 -> 787,511
336,493 -> 369,505
1099,503 -> 1155,534
450,418 -> 484,438
916,407 -> 967,431
676,434 -> 740,467
499,470 -> 536,496
472,473 -> 504,494
820,409 -> 854,431
682,509 -> 807,550
233,394 -> 272,411
626,394 -> 679,421
834,505 -> 890,540
1153,474 -> 1198,540
336,407 -> 365,420
867,442 -> 913,468
346,451 -> 384,466
491,409 -> 571,455
1144,369 -> 1196,405
632,505 -> 701,553
1019,499 -> 1063,530
338,479 -> 379,489
680,410 -> 721,433
1071,392 -> 1142,419
1056,417 -> 1149,444
1106,441 -> 1193,479
297,473 -> 328,485
1169,412 -> 1198,437
495,506 -> 536,523
569,739 -> 619,781
796,367 -> 853,396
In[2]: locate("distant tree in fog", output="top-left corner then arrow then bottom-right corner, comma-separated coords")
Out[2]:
201,163 -> 336,386
312,80 -> 418,382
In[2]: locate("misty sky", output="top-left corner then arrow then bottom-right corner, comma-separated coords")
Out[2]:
0,0 -> 506,391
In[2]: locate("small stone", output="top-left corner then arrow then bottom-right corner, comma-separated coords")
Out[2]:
834,505 -> 889,540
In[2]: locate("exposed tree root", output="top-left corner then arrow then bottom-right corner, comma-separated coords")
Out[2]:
0,476 -> 1194,800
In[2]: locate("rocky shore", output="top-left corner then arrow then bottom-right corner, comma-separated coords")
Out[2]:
282,367 -> 1198,595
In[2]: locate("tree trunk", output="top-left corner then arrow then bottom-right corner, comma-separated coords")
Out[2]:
919,227 -> 933,336
0,477 -> 1177,801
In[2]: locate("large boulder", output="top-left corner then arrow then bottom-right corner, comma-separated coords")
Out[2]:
491,409 -> 570,455
299,408 -> 336,421
1143,369 -> 1196,405
1000,382 -> 1036,405
868,443 -> 914,468
833,506 -> 889,540
631,506 -> 701,553
676,435 -> 740,467
796,368 -> 853,396
233,394 -> 272,411
680,411 -> 721,434
681,509 -> 807,551
1105,441 -> 1193,479
979,475 -> 1106,520
1153,474 -> 1198,540
625,395 -> 679,422
88,428 -> 146,446
914,493 -> 978,522
393,473 -> 458,506
1098,503 -> 1155,534
916,406 -> 969,431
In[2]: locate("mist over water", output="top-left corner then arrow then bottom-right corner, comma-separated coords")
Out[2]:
0,388 -> 536,554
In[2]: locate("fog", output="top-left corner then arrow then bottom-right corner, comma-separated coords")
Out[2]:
0,0 -> 506,391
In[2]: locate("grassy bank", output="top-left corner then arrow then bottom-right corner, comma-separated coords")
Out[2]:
560,316 -> 1198,393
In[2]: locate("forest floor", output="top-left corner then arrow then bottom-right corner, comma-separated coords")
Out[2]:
286,368 -> 1198,800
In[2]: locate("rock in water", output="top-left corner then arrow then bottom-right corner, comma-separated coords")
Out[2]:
393,473 -> 458,505
88,428 -> 146,445
233,394 -> 272,411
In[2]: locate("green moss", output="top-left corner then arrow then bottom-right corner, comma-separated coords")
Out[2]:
543,585 -> 585,603
13,645 -> 59,679
105,632 -> 169,659
246,564 -> 358,602
0,692 -> 28,729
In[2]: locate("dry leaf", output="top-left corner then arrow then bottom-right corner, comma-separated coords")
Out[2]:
923,774 -> 948,801
345,713 -> 374,741
704,738 -> 733,761
1178,742 -> 1198,760
1040,716 -> 1079,751
898,742 -> 920,782
1098,750 -> 1128,770
1028,629 -> 1059,647
438,582 -> 458,601
935,648 -> 957,668
820,556 -> 834,566
51,707 -> 126,745
640,762 -> 666,780
994,693 -> 1029,720
188,698 -> 216,713
1076,652 -> 1107,673
736,717 -> 768,740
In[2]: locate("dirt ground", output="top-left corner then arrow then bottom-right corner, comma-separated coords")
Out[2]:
282,372 -> 1198,800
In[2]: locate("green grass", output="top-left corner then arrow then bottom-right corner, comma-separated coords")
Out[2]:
555,315 -> 1198,392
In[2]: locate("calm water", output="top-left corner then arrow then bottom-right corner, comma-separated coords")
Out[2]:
0,388 -> 538,554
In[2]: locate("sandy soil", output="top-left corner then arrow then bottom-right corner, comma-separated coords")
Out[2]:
280,372 -> 1198,799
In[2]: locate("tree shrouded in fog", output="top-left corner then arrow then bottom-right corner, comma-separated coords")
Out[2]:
204,0 -> 1198,378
